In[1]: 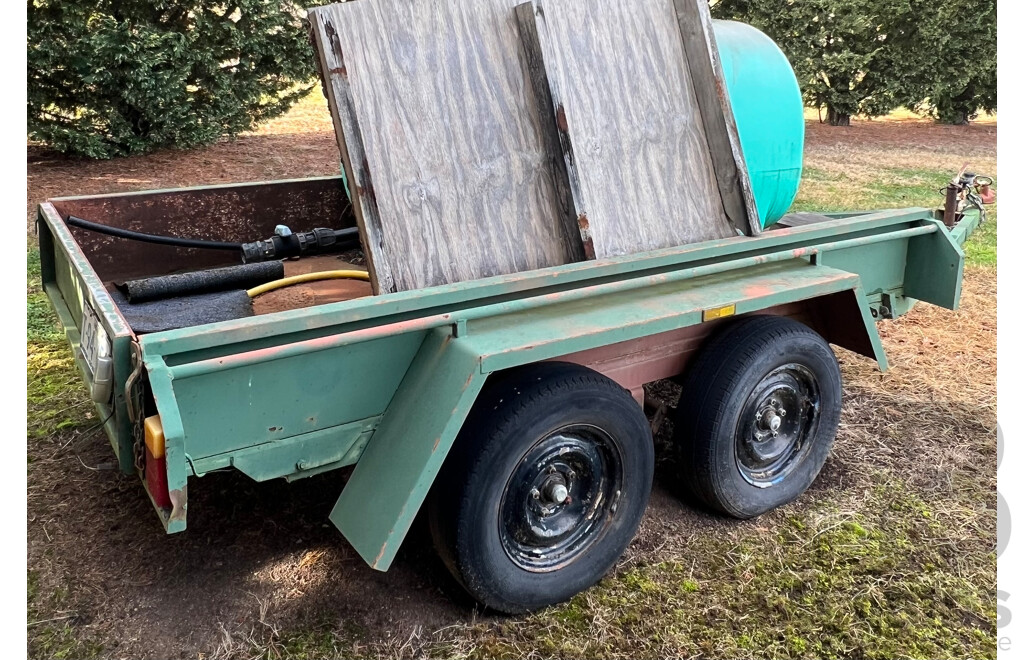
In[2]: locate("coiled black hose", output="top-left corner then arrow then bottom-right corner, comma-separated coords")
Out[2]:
66,215 -> 242,251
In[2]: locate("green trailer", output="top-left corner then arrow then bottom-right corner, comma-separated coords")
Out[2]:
36,174 -> 981,612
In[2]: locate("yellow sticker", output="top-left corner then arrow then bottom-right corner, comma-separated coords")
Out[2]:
702,304 -> 736,322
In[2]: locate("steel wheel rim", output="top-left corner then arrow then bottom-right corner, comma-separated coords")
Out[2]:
734,363 -> 821,487
498,424 -> 623,573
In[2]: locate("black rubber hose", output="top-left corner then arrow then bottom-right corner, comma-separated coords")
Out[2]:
66,215 -> 242,251
118,262 -> 285,303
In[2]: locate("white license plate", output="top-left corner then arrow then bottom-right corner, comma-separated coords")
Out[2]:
80,302 -> 102,375
79,302 -> 114,403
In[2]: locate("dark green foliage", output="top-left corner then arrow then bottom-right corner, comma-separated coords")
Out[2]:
712,0 -> 925,125
28,1 -> 326,158
909,1 -> 996,124
712,0 -> 997,125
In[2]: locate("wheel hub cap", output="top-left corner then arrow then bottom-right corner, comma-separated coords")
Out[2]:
736,364 -> 821,487
544,479 -> 569,505
499,426 -> 623,572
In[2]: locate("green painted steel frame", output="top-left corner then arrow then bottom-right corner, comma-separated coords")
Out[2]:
139,207 -> 962,569
39,181 -> 971,568
37,204 -> 135,474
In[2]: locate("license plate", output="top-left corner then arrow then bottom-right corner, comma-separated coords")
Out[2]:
80,303 -> 102,375
79,302 -> 114,403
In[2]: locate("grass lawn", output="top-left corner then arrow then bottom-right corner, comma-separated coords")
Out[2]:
27,98 -> 997,659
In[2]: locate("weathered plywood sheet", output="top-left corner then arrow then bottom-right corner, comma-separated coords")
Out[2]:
673,0 -> 760,236
517,0 -> 748,259
309,1 -> 584,293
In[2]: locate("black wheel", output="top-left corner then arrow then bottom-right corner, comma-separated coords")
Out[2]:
673,315 -> 842,519
427,362 -> 654,613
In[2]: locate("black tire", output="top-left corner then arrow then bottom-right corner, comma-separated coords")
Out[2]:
427,362 -> 654,614
673,315 -> 842,519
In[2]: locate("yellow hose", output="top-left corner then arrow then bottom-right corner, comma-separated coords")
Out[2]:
247,270 -> 370,298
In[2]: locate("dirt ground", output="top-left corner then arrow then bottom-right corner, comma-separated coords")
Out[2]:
27,99 -> 997,659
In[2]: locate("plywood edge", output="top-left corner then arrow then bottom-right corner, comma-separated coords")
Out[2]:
673,0 -> 761,237
309,6 -> 396,294
515,0 -> 596,260
514,1 -> 588,264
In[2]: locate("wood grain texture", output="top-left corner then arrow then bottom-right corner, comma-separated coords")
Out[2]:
673,0 -> 760,236
518,0 -> 739,259
309,1 -> 584,294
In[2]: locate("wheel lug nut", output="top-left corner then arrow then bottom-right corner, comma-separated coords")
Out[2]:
548,465 -> 558,475
530,488 -> 540,500
567,470 -> 576,480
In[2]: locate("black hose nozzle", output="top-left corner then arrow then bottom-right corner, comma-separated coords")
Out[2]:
240,226 -> 360,263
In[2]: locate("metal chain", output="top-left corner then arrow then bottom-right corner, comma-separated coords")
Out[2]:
124,342 -> 147,473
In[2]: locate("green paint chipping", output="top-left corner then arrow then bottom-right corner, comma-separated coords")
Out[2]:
27,115 -> 990,657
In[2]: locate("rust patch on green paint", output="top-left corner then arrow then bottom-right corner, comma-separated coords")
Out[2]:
168,486 -> 188,523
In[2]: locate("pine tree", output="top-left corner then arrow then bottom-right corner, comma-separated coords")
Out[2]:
910,0 -> 996,124
712,0 -> 928,126
28,1 -> 326,158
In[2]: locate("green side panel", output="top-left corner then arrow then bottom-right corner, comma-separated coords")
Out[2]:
228,415 -> 380,481
37,207 -> 136,474
42,280 -> 130,470
904,219 -> 965,310
819,237 -> 909,297
714,20 -> 804,228
331,327 -> 487,570
167,332 -> 424,459
470,261 -> 860,372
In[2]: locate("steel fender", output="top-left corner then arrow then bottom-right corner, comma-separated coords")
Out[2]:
330,326 -> 488,570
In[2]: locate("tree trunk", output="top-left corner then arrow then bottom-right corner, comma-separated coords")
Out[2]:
938,109 -> 970,125
826,106 -> 851,126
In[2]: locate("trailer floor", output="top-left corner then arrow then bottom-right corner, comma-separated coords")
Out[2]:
27,101 -> 997,660
250,254 -> 371,316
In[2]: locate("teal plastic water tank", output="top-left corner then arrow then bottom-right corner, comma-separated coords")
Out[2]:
713,20 -> 804,228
